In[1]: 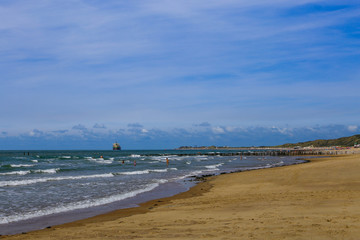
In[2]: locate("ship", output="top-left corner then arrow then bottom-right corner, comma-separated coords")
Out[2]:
113,142 -> 121,150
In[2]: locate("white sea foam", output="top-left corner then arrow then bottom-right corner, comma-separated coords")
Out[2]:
174,170 -> 204,180
205,163 -> 223,169
60,156 -> 71,159
274,161 -> 284,166
195,156 -> 209,161
0,170 -> 31,176
119,170 -> 150,175
31,160 -> 38,163
151,169 -> 168,173
32,168 -> 60,174
86,157 -> 113,164
10,164 -> 34,168
206,167 -> 219,171
116,168 -> 172,175
0,182 -> 162,224
0,168 -> 59,176
150,156 -> 177,162
130,154 -> 141,157
0,173 -> 114,187
156,179 -> 168,184
149,156 -> 162,161
96,160 -> 113,164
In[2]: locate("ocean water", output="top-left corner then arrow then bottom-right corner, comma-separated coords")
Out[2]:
0,150 -> 304,234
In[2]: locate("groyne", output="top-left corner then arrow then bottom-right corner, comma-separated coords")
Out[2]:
174,148 -> 358,157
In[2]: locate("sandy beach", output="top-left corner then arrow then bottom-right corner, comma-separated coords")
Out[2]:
3,153 -> 360,240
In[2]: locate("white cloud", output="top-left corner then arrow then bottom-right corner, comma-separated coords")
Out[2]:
212,126 -> 225,134
225,126 -> 237,132
271,126 -> 291,135
28,129 -> 43,137
348,125 -> 358,132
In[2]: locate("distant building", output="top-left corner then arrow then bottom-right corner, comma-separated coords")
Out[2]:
304,145 -> 314,149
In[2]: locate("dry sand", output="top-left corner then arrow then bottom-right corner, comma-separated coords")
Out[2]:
3,154 -> 360,240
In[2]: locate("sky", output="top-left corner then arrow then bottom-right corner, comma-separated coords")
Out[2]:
1,0 -> 360,150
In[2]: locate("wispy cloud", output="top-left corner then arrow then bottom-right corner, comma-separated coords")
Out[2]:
194,122 -> 211,128
93,123 -> 107,129
127,123 -> 144,128
72,124 -> 88,131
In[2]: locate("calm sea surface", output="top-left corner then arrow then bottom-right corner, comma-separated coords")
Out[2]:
0,150 -> 304,234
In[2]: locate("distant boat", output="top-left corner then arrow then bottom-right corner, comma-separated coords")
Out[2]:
113,142 -> 121,150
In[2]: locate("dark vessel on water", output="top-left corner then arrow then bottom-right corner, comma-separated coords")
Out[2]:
113,142 -> 121,150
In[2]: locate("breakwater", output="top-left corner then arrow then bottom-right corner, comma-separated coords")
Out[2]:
174,148 -> 358,157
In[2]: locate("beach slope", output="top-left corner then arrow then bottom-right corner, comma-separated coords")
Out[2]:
4,154 -> 360,239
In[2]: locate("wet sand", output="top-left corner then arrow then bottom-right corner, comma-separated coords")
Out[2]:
3,154 -> 360,239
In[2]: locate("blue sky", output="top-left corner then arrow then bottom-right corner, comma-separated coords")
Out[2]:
1,0 -> 360,149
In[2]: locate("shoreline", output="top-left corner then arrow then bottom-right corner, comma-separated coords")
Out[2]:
0,154 -> 303,235
3,154 -> 360,239
0,180 -> 195,235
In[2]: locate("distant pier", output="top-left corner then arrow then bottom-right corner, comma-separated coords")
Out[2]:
173,148 -> 358,157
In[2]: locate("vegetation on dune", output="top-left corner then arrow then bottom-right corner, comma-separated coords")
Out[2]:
276,134 -> 360,148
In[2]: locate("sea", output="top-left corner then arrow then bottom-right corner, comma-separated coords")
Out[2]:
0,150 -> 304,235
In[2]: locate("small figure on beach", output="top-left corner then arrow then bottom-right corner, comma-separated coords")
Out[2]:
100,155 -> 103,159
134,160 -> 136,166
166,157 -> 169,167
122,160 -> 125,164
